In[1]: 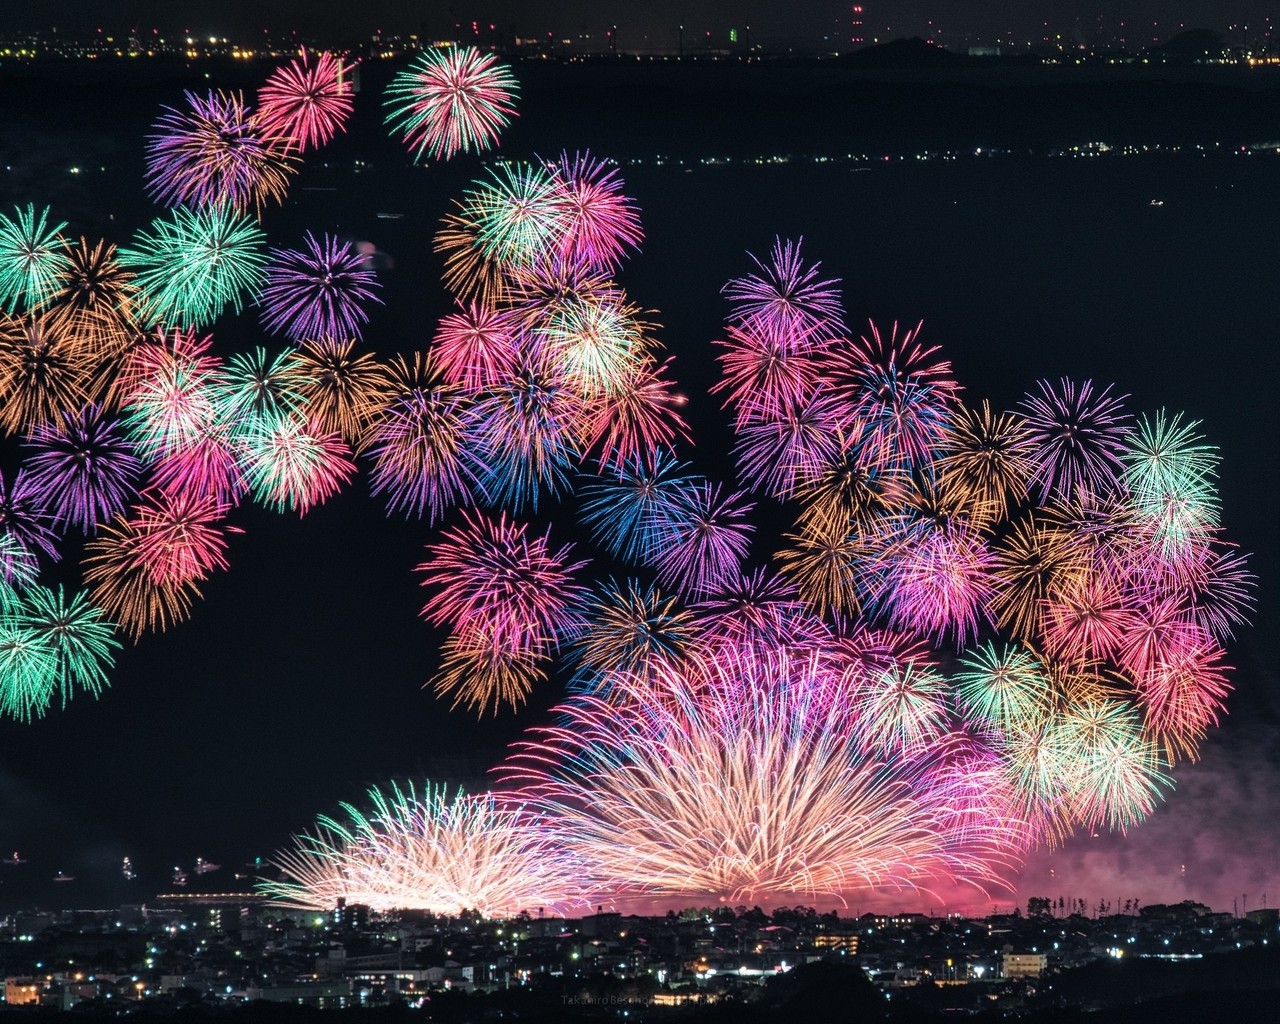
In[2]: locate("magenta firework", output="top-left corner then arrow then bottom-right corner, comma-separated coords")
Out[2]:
503,632 -> 1025,905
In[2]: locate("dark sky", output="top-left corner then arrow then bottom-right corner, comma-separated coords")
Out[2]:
1,46 -> 1278,917
2,1 -> 1275,46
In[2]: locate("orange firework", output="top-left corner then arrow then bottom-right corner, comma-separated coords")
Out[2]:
776,518 -> 868,619
434,208 -> 508,304
0,311 -> 93,436
936,400 -> 1035,529
988,514 -> 1088,643
429,626 -> 550,716
82,489 -> 240,641
291,337 -> 393,450
47,238 -> 140,363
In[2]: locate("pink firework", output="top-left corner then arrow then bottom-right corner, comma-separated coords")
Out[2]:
1135,639 -> 1232,760
1041,571 -> 1128,667
259,232 -> 382,341
22,406 -> 141,534
147,431 -> 246,508
1019,378 -> 1133,502
713,319 -> 822,424
429,301 -> 520,390
128,489 -> 238,587
416,511 -> 588,646
1114,595 -> 1207,680
238,416 -> 357,516
365,383 -> 478,524
255,49 -> 355,153
502,637 -> 1021,905
824,320 -> 961,470
383,46 -> 519,162
549,151 -> 643,273
118,329 -> 224,464
873,517 -> 997,648
81,489 -> 238,640
582,357 -> 689,473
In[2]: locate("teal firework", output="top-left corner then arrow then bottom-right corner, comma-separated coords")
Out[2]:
465,161 -> 566,269
0,616 -> 57,721
118,205 -> 267,329
953,642 -> 1053,735
211,347 -> 308,442
17,585 -> 120,709
0,204 -> 74,314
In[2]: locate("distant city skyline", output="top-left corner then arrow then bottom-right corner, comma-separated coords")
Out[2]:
0,1 -> 1277,50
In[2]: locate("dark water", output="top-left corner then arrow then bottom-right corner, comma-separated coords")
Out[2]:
0,60 -> 1277,913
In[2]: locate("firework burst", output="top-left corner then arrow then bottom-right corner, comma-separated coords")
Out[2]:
0,205 -> 74,315
256,49 -> 355,153
384,47 -> 519,162
504,639 -> 1021,904
118,206 -> 268,329
145,90 -> 296,217
22,406 -> 142,534
259,232 -> 382,341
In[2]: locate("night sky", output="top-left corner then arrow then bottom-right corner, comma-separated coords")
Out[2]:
0,6 -> 1279,918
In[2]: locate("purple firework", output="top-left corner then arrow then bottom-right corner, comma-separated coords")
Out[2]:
0,470 -> 59,568
1019,379 -> 1133,502
22,406 -> 142,534
649,480 -> 756,599
144,90 -> 294,217
722,237 -> 845,337
259,232 -> 383,341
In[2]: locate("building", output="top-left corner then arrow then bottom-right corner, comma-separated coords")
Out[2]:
4,977 -> 41,1005
813,932 -> 859,953
244,981 -> 351,1008
1001,952 -> 1047,979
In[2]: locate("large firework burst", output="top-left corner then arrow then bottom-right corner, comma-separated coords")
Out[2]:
145,90 -> 296,217
504,636 -> 1023,905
